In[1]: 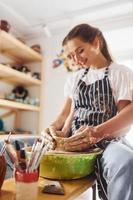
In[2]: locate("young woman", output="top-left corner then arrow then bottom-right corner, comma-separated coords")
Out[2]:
46,24 -> 133,200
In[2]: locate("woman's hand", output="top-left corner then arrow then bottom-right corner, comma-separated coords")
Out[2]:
44,126 -> 65,138
44,125 -> 103,152
54,137 -> 66,151
43,127 -> 66,150
61,126 -> 102,151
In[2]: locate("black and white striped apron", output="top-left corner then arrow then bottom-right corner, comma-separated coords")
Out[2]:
71,67 -> 118,200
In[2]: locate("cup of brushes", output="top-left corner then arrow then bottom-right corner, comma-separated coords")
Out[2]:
4,132 -> 54,200
14,141 -> 38,200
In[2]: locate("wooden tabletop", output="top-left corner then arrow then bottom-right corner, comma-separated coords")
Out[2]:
0,175 -> 95,200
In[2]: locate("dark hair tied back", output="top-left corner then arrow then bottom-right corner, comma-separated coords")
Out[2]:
62,24 -> 112,62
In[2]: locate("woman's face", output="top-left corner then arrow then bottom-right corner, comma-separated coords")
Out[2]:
63,37 -> 99,68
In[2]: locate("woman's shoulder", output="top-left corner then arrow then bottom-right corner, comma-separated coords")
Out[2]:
65,69 -> 83,85
110,63 -> 133,73
110,62 -> 133,74
73,68 -> 85,76
64,69 -> 85,97
67,69 -> 85,80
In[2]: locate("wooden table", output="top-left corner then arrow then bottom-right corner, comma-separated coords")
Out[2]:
0,175 -> 96,200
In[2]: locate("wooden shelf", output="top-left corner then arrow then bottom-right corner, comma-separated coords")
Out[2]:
0,64 -> 41,86
0,99 -> 40,112
0,30 -> 43,63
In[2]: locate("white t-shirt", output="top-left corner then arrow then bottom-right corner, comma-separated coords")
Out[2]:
64,62 -> 133,104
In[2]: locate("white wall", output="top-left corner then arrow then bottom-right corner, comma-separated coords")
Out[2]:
40,34 -> 70,129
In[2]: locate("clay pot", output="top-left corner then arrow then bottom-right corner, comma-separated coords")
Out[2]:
0,156 -> 6,190
0,20 -> 11,32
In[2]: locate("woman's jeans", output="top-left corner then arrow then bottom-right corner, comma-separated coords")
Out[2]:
100,138 -> 133,200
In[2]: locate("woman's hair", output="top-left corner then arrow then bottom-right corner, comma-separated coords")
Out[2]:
62,23 -> 112,62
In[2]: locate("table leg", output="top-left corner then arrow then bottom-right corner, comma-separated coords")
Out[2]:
92,183 -> 96,200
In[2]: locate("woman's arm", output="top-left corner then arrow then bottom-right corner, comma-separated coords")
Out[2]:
95,100 -> 132,138
46,97 -> 72,136
61,102 -> 75,137
61,101 -> 133,151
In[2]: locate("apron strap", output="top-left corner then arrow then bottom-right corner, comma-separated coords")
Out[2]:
104,67 -> 109,78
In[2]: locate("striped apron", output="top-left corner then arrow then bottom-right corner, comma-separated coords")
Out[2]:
71,67 -> 118,200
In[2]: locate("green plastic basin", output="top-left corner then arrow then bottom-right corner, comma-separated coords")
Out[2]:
39,149 -> 102,180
